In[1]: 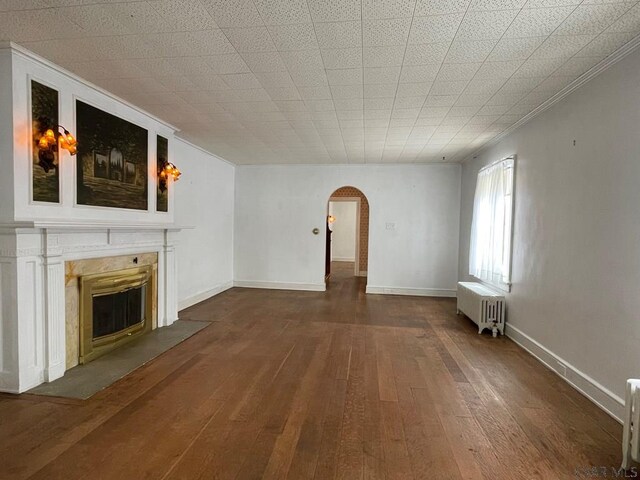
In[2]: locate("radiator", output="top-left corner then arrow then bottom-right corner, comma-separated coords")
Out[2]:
456,282 -> 505,337
622,379 -> 640,470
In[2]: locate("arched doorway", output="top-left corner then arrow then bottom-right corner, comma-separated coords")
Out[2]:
325,186 -> 370,287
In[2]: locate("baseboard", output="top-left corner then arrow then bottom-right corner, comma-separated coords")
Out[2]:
331,257 -> 355,262
506,323 -> 624,423
366,285 -> 457,297
233,280 -> 326,292
0,373 -> 19,394
178,281 -> 233,311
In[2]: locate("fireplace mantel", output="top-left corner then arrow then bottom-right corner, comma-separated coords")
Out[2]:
0,222 -> 184,393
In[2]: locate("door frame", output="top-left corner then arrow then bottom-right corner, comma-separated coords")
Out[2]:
328,197 -> 361,276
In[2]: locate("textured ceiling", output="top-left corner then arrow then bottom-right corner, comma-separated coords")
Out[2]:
2,0 -> 640,164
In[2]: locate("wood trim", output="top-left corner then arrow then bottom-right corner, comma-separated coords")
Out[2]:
328,196 -> 361,276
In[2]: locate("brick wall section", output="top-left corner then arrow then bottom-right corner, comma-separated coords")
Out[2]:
330,186 -> 369,273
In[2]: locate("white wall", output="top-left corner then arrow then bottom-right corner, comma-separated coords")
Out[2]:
329,201 -> 357,262
459,47 -> 640,421
235,164 -> 461,295
174,141 -> 234,310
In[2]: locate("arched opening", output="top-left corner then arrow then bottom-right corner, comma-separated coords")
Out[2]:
325,186 -> 370,290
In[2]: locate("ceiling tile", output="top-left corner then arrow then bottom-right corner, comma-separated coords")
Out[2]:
154,0 -> 218,31
280,49 -> 326,70
202,0 -> 263,28
498,76 -> 544,93
404,42 -> 449,64
469,0 -> 527,10
254,71 -> 295,89
8,0 -> 638,165
203,54 -> 251,74
363,46 -> 406,67
409,14 -> 463,44
425,95 -> 458,106
555,3 -> 633,36
289,69 -> 329,87
308,0 -> 361,22
456,9 -> 520,41
400,65 -> 440,82
365,66 -> 402,84
331,84 -> 364,99
513,57 -> 565,78
474,60 -> 524,78
338,98 -> 365,109
327,68 -> 364,85
315,21 -> 362,49
267,86 -> 302,100
365,97 -> 396,109
504,7 -> 575,38
431,80 -> 468,95
394,95 -> 427,108
445,39 -> 498,63
606,3 -> 640,33
363,18 -> 412,46
396,82 -> 432,96
436,62 -> 482,81
222,26 -> 277,52
463,77 -> 505,94
530,34 -> 596,58
364,83 -> 398,98
550,55 -> 602,76
576,31 -> 637,57
241,51 -> 289,72
254,0 -> 312,25
415,0 -> 471,16
362,0 -> 417,18
321,48 -> 363,68
268,23 -> 318,50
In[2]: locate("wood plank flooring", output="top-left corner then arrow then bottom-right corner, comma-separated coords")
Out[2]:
0,262 -> 622,479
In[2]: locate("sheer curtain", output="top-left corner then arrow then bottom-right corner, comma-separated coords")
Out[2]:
469,157 -> 514,290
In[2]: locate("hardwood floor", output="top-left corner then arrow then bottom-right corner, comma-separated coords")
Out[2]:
0,261 -> 622,479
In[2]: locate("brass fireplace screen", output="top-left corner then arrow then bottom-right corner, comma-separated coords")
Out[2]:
79,265 -> 153,364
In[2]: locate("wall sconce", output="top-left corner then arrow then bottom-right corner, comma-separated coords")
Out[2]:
36,120 -> 77,172
158,161 -> 181,192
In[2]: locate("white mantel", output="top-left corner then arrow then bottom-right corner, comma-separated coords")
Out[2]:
0,222 -> 182,393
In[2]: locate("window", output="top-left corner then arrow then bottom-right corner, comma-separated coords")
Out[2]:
469,156 -> 515,291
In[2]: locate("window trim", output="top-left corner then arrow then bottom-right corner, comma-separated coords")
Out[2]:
469,154 -> 516,294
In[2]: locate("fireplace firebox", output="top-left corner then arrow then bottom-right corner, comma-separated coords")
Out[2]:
79,265 -> 153,364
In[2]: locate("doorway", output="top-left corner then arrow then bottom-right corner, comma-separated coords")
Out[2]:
325,186 -> 369,286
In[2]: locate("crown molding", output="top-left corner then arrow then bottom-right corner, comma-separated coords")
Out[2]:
461,33 -> 640,164
0,41 -> 179,133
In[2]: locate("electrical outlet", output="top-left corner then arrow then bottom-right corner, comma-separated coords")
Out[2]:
385,222 -> 395,230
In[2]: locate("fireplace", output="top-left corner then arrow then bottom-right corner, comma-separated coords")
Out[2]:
79,265 -> 154,364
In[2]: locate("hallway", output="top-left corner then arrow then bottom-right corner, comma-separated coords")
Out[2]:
0,275 -> 622,479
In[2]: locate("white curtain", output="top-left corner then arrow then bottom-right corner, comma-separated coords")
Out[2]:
469,157 -> 514,289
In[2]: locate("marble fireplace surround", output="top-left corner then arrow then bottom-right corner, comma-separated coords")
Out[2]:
0,221 -> 181,393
